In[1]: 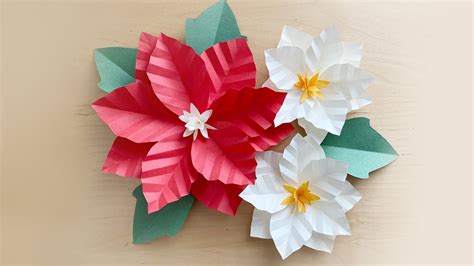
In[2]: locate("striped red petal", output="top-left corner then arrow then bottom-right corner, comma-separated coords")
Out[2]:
201,38 -> 256,102
141,138 -> 198,214
102,137 -> 154,178
92,81 -> 182,143
135,32 -> 158,84
249,123 -> 295,152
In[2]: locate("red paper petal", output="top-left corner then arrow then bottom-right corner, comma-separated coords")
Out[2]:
92,81 -> 182,143
146,33 -> 213,114
191,122 -> 256,186
102,137 -> 154,178
136,32 -> 158,84
201,38 -> 256,102
191,176 -> 245,216
249,123 -> 295,151
209,87 -> 287,138
141,138 -> 198,213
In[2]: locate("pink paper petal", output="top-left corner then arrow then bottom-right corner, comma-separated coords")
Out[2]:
141,138 -> 198,214
191,122 -> 256,186
191,175 -> 245,216
209,87 -> 287,138
92,81 -> 182,143
136,32 -> 158,84
201,38 -> 256,102
249,123 -> 295,151
102,137 -> 154,178
147,33 -> 213,115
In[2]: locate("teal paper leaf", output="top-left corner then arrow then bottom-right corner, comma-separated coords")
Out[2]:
132,185 -> 194,244
94,47 -> 137,92
185,0 -> 244,54
321,117 -> 398,179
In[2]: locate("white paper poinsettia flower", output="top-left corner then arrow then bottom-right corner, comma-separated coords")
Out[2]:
240,134 -> 361,259
264,25 -> 374,135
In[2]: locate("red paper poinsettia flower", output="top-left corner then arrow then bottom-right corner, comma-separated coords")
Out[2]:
92,32 -> 294,215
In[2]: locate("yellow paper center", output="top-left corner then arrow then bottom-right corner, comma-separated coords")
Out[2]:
281,181 -> 320,213
294,73 -> 330,102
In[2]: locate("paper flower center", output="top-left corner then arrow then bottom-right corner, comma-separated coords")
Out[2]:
179,103 -> 216,140
281,181 -> 320,213
294,73 -> 330,103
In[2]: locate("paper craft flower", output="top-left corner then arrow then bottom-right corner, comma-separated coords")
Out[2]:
93,32 -> 294,215
264,25 -> 374,135
240,135 -> 361,259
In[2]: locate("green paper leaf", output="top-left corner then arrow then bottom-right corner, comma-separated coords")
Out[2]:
185,0 -> 244,54
132,185 -> 194,244
94,47 -> 137,92
321,117 -> 398,179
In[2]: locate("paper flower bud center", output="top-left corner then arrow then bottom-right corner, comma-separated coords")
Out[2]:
294,72 -> 330,103
281,181 -> 320,213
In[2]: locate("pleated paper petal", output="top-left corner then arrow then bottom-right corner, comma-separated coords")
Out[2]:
301,158 -> 348,201
274,89 -> 313,126
298,118 -> 328,144
250,209 -> 272,239
191,175 -> 244,215
307,201 -> 351,236
279,134 -> 325,184
102,137 -> 154,178
321,63 -> 373,111
335,181 -> 362,212
136,32 -> 158,84
210,87 -> 287,138
264,46 -> 306,91
249,123 -> 295,152
278,25 -> 313,50
146,33 -> 213,114
304,232 -> 336,253
304,89 -> 349,135
141,138 -> 197,214
191,123 -> 256,186
269,207 -> 313,259
201,38 -> 256,102
92,82 -> 182,143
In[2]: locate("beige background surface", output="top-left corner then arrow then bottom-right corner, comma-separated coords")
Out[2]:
1,0 -> 472,265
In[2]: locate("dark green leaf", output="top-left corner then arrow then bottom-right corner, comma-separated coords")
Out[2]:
94,47 -> 137,92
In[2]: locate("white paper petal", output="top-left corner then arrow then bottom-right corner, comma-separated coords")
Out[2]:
183,128 -> 193,137
304,232 -> 336,253
304,89 -> 348,135
240,152 -> 288,213
277,25 -> 313,50
307,201 -> 351,236
199,109 -> 213,121
335,181 -> 362,212
265,46 -> 307,91
306,26 -> 363,74
250,209 -> 272,239
279,134 -> 325,184
321,64 -> 373,111
270,207 -> 313,259
301,158 -> 348,201
298,118 -> 328,144
274,89 -> 313,126
200,127 -> 209,139
190,103 -> 200,116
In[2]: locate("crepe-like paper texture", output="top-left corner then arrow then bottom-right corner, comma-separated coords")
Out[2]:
240,135 -> 361,259
321,117 -> 398,178
132,185 -> 194,244
264,25 -> 374,135
95,47 -> 137,92
92,33 -> 293,215
185,0 -> 243,54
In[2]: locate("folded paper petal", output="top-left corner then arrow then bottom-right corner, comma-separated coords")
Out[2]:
304,89 -> 349,135
307,201 -> 351,235
92,82 -> 182,143
306,25 -> 362,74
102,137 -> 154,178
279,134 -> 325,184
250,209 -> 272,239
298,118 -> 328,144
191,123 -> 256,186
201,38 -> 256,102
210,87 -> 287,139
301,158 -> 348,201
270,207 -> 313,259
320,64 -> 373,111
191,176 -> 244,215
278,25 -> 313,50
304,232 -> 336,253
136,32 -> 158,84
265,46 -> 306,91
147,33 -> 212,114
240,151 -> 288,213
141,138 -> 197,213
249,123 -> 295,152
274,89 -> 313,126
335,181 -> 362,212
